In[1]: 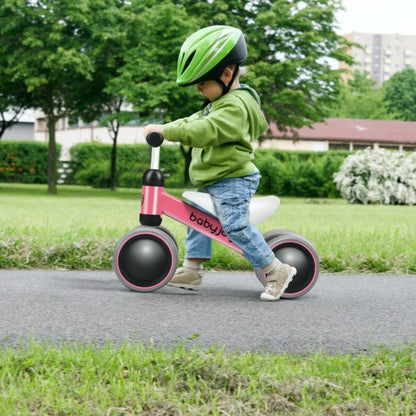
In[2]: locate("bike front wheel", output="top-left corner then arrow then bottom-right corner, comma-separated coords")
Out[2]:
113,226 -> 178,292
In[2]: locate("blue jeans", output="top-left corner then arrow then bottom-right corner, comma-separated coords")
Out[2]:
185,173 -> 276,268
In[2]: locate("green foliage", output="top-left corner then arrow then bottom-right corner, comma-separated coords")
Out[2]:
68,143 -> 348,196
116,1 -> 200,122
67,143 -> 112,185
384,67 -> 416,121
69,143 -> 185,188
244,0 -> 353,128
73,161 -> 112,189
254,149 -> 349,197
0,0 -> 353,191
0,141 -> 59,184
330,70 -> 391,119
115,0 -> 352,127
0,0 -> 120,192
0,0 -> 97,111
175,0 -> 353,126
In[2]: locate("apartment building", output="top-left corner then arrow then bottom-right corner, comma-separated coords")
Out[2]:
340,32 -> 416,86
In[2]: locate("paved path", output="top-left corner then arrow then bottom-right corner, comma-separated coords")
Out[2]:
0,269 -> 415,353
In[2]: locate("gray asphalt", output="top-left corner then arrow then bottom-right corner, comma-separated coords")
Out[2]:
0,269 -> 415,353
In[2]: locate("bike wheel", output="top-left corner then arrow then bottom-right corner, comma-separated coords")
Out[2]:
155,225 -> 179,249
255,230 -> 320,299
113,226 -> 178,292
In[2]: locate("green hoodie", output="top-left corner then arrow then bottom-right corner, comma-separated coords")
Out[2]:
162,85 -> 268,187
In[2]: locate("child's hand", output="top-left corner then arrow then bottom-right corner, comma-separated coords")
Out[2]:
143,124 -> 163,139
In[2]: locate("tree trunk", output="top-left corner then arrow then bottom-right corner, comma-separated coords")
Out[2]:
47,115 -> 57,195
110,136 -> 117,191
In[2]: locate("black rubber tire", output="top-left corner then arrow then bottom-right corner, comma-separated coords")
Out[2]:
255,230 -> 320,299
113,226 -> 178,292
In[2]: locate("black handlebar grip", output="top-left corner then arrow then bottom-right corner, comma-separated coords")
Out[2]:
146,132 -> 164,147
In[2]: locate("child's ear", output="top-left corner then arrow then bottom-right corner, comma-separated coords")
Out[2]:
221,66 -> 234,83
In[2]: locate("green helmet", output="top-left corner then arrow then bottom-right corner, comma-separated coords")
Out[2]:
176,25 -> 247,87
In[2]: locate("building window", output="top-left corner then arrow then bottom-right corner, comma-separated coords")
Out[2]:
403,145 -> 416,151
353,143 -> 373,151
329,142 -> 350,151
379,144 -> 400,150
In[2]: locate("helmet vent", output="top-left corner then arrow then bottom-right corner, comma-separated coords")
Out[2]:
182,51 -> 196,74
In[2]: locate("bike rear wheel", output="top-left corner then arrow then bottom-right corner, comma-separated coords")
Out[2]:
255,230 -> 320,299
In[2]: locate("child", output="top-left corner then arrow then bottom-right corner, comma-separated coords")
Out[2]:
143,25 -> 296,301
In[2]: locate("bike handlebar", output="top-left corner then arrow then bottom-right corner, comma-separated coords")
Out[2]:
146,132 -> 164,147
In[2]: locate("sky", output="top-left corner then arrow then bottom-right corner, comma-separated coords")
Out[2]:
336,0 -> 416,36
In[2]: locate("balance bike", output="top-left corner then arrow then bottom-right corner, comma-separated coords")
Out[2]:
113,133 -> 320,298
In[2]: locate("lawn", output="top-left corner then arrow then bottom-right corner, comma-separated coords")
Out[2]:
0,341 -> 414,416
1,183 -> 416,273
1,183 -> 415,415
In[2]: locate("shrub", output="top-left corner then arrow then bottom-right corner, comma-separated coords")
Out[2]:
68,143 -> 348,197
333,148 -> 416,205
69,143 -> 185,188
66,143 -> 112,184
73,160 -> 112,188
0,141 -> 57,184
255,149 -> 348,197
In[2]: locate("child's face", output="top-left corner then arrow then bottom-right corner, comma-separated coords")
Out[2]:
196,80 -> 223,102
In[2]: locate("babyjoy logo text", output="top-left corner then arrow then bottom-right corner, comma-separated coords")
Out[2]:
190,212 -> 227,237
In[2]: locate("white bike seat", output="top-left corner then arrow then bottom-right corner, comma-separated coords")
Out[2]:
182,191 -> 280,225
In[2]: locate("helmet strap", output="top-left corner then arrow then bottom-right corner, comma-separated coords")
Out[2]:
201,98 -> 211,109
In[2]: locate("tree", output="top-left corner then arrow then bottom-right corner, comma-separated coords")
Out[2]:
116,1 -> 199,121
98,100 -> 139,191
245,0 -> 353,131
178,0 -> 354,130
117,0 -> 352,181
86,0 -> 138,191
384,67 -> 416,121
0,0 -> 355,190
329,70 -> 391,119
0,0 -> 104,194
113,1 -> 199,185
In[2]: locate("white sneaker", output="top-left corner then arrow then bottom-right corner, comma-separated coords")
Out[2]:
260,264 -> 297,301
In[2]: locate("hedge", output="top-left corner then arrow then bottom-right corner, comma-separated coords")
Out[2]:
0,141 -> 58,184
255,149 -> 350,198
68,142 -> 349,197
68,143 -> 185,188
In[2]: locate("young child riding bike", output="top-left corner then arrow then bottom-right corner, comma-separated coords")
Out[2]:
143,25 -> 296,301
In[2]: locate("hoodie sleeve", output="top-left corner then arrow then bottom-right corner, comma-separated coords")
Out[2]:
163,97 -> 250,148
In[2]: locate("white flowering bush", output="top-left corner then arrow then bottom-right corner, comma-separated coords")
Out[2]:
333,148 -> 416,205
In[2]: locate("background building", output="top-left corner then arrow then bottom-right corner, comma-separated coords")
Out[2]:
340,32 -> 416,86
266,118 -> 416,152
1,110 -> 35,140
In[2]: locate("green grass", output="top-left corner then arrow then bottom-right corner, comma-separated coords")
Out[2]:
0,343 -> 416,416
1,183 -> 416,273
1,184 -> 415,414
0,341 -> 414,415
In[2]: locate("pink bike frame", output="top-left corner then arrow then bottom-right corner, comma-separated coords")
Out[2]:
141,185 -> 244,255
